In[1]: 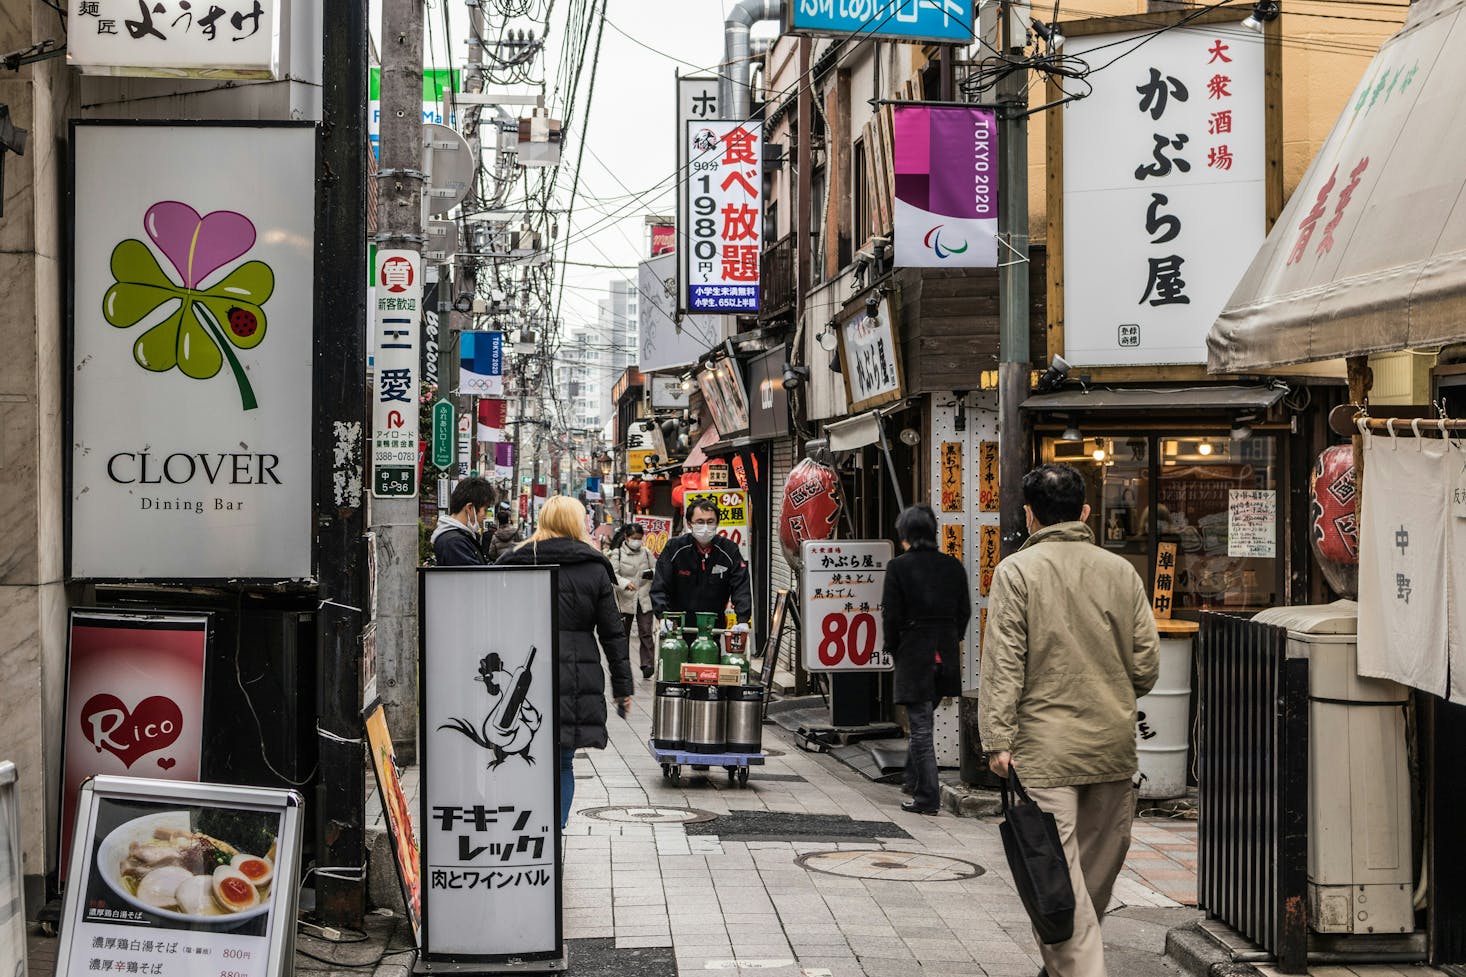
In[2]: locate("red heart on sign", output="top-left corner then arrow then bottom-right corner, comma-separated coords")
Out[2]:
157,757 -> 177,770
79,694 -> 184,770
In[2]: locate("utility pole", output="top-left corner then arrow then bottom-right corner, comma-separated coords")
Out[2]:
996,0 -> 1031,558
451,0 -> 486,479
375,0 -> 425,763
315,0 -> 369,926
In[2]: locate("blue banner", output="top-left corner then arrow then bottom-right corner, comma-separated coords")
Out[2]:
788,0 -> 974,44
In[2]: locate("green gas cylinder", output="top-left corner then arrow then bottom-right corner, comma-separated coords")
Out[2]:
689,612 -> 722,666
658,612 -> 689,681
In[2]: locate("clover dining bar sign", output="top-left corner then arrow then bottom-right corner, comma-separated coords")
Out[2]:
69,122 -> 316,581
67,0 -> 283,79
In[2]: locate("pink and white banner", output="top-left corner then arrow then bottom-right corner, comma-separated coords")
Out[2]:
894,106 -> 998,268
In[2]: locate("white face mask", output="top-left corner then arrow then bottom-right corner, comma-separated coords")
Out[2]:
690,525 -> 717,545
626,540 -> 643,552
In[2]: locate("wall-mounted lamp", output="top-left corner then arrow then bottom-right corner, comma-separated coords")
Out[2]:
899,427 -> 921,447
1242,0 -> 1279,31
781,363 -> 810,390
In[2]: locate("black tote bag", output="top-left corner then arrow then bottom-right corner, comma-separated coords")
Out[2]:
999,767 -> 1075,944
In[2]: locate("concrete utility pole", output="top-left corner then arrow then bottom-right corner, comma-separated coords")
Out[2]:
375,0 -> 426,763
996,0 -> 1032,558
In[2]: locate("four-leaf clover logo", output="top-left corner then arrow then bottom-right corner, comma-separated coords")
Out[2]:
103,201 -> 275,411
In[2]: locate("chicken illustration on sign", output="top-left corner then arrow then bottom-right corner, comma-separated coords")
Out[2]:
438,648 -> 543,769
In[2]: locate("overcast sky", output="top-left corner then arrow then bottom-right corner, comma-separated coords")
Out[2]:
367,1 -> 773,330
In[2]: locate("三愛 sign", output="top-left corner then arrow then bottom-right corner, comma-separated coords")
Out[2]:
69,122 -> 315,580
800,541 -> 893,671
68,0 -> 283,80
1063,26 -> 1265,365
373,250 -> 422,498
682,121 -> 763,314
419,567 -> 562,965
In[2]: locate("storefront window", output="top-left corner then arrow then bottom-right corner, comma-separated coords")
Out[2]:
1040,433 -> 1282,615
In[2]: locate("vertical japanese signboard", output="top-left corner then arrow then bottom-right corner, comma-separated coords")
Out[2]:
419,567 -> 562,966
978,441 -> 1000,512
1063,26 -> 1264,365
675,74 -> 721,314
67,0 -> 283,79
682,120 -> 763,314
70,122 -> 315,580
1153,541 -> 1178,618
61,611 -> 211,876
801,541 -> 893,672
56,777 -> 303,977
894,105 -> 998,268
940,442 -> 963,512
373,250 -> 421,497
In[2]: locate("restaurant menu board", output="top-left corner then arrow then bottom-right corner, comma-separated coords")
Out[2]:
56,777 -> 302,977
365,703 -> 422,945
419,567 -> 562,965
0,763 -> 22,977
800,540 -> 893,672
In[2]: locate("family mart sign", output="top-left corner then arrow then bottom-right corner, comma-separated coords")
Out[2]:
369,68 -> 460,158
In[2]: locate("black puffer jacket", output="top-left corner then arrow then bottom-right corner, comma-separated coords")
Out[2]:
495,536 -> 634,749
882,545 -> 971,705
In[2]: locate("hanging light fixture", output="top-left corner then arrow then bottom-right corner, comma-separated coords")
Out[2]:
1060,423 -> 1082,442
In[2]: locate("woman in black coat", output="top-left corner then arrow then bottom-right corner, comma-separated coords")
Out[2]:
882,504 -> 972,815
496,495 -> 634,828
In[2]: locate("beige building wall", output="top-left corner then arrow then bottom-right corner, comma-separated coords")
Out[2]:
1027,0 -> 1407,244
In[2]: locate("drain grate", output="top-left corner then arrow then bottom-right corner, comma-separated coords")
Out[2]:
796,849 -> 984,882
580,805 -> 716,825
684,809 -> 910,843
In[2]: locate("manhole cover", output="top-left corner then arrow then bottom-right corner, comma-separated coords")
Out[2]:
795,850 -> 984,882
581,805 -> 716,825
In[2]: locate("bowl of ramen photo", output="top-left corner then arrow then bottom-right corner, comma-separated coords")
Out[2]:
96,810 -> 277,925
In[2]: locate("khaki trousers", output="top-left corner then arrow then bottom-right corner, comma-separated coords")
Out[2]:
1024,779 -> 1135,977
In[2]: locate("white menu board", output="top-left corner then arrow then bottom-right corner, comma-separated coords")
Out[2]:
801,540 -> 894,672
55,777 -> 303,977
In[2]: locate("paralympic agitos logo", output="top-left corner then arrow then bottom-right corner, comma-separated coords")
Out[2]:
923,225 -> 969,260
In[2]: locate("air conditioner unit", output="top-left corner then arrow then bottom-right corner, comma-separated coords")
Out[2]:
1253,602 -> 1414,936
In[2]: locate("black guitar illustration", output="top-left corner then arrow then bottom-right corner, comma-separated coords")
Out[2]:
439,648 -> 543,768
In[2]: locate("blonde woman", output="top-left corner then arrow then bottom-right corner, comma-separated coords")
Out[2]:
495,496 -> 633,828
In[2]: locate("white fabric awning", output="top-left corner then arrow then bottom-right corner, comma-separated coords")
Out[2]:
1208,0 -> 1466,374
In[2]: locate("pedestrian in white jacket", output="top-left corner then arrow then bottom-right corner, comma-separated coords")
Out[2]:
608,523 -> 658,678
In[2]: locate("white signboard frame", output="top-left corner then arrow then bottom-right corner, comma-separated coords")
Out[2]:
638,252 -> 724,374
55,776 -> 303,977
800,540 -> 894,672
682,120 -> 764,315
67,0 -> 283,79
373,250 -> 422,498
675,74 -> 722,314
419,567 -> 563,968
69,122 -> 316,581
837,291 -> 905,413
0,763 -> 22,977
1062,25 -> 1265,366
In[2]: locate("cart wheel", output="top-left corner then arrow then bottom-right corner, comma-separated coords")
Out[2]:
670,766 -> 682,784
726,766 -> 737,784
661,763 -> 671,780
737,767 -> 749,787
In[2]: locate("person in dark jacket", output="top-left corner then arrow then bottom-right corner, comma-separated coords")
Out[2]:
650,498 -> 753,624
495,495 -> 633,828
882,504 -> 971,815
430,477 -> 494,566
484,502 -> 521,562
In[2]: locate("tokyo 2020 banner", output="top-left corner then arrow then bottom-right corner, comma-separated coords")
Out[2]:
894,105 -> 998,268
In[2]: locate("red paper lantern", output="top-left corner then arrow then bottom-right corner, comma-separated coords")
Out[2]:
637,481 -> 655,509
779,458 -> 841,565
671,484 -> 685,509
1311,444 -> 1358,565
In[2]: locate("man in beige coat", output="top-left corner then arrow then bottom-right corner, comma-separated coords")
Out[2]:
980,463 -> 1160,977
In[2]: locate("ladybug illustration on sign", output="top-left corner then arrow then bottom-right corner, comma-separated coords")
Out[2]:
227,306 -> 259,339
